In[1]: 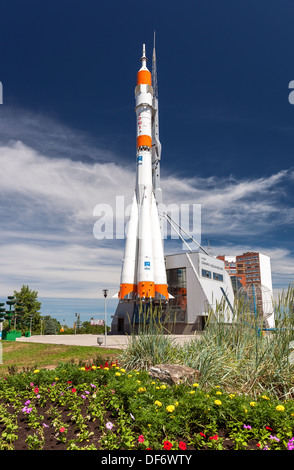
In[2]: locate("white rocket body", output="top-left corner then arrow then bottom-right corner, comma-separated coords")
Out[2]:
119,45 -> 169,302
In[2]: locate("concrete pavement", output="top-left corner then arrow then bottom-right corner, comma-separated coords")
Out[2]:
15,333 -> 199,349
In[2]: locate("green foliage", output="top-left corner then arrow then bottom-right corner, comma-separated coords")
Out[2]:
119,284 -> 294,400
13,285 -> 41,333
43,315 -> 60,335
1,362 -> 294,450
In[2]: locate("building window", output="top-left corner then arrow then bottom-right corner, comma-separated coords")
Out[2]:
202,269 -> 211,279
213,272 -> 224,282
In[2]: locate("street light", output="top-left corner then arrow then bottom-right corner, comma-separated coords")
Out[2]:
103,289 -> 108,346
74,313 -> 78,335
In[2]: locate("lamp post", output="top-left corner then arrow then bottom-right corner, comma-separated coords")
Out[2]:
74,313 -> 78,335
0,303 -> 5,339
103,289 -> 108,346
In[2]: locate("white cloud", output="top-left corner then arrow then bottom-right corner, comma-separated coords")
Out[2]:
0,109 -> 293,301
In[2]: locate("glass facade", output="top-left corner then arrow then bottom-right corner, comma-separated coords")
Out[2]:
166,268 -> 187,322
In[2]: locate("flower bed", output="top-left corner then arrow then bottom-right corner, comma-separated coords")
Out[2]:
1,361 -> 294,450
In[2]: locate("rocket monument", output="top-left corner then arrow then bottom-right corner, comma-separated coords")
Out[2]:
118,42 -> 169,303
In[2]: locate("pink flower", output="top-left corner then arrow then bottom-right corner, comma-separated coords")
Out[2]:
138,435 -> 145,443
59,427 -> 65,433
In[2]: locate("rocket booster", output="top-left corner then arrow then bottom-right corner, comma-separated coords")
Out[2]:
119,45 -> 169,302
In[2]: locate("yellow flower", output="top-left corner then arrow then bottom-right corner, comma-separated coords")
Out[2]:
91,366 -> 97,370
55,377 -> 59,381
154,400 -> 162,407
193,383 -> 199,387
128,374 -> 132,378
262,395 -> 269,400
138,387 -> 146,393
189,390 -> 195,394
151,381 -> 156,385
214,400 -> 222,406
174,401 -> 179,407
229,394 -> 235,399
276,405 -> 285,412
160,385 -> 167,389
79,367 -> 85,371
104,367 -> 109,370
216,391 -> 222,395
250,402 -> 257,407
33,370 -> 40,373
166,405 -> 175,413
115,372 -> 121,376
244,409 -> 248,413
120,368 -> 126,373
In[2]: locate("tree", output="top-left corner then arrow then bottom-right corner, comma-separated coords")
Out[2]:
13,285 -> 41,333
82,321 -> 110,334
43,316 -> 60,335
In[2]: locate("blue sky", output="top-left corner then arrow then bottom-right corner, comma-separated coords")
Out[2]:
0,0 -> 294,326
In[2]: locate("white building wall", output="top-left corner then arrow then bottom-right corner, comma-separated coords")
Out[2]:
259,253 -> 275,328
259,253 -> 273,292
165,252 -> 235,326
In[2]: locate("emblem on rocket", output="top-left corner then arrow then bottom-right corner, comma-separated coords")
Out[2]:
118,43 -> 169,302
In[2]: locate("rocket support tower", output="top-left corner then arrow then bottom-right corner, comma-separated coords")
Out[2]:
118,44 -> 169,302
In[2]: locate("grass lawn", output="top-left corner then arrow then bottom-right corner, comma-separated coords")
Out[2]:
0,341 -> 120,378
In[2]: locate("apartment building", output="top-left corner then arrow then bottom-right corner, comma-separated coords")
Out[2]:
217,251 -> 274,327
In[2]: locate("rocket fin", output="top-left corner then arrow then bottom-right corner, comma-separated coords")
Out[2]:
119,192 -> 138,300
137,188 -> 155,299
151,193 -> 169,300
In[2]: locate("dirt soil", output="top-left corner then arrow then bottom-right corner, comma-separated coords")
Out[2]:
0,397 -> 261,451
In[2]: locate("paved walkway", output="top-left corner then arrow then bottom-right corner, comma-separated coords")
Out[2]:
15,333 -> 199,349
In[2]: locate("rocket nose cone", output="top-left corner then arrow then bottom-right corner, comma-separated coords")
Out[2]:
139,44 -> 148,71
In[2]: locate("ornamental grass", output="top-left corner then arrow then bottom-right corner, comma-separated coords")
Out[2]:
1,284 -> 294,450
119,283 -> 294,400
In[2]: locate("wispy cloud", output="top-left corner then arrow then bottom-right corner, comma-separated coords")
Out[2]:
0,108 -> 293,300
162,169 -> 294,238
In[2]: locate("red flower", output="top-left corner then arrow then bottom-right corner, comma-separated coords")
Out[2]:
59,427 -> 65,433
179,441 -> 187,450
67,381 -> 72,384
71,388 -> 77,393
138,435 -> 145,443
209,435 -> 218,441
256,443 -> 261,448
163,440 -> 173,450
33,387 -> 39,394
265,426 -> 273,431
199,432 -> 206,438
